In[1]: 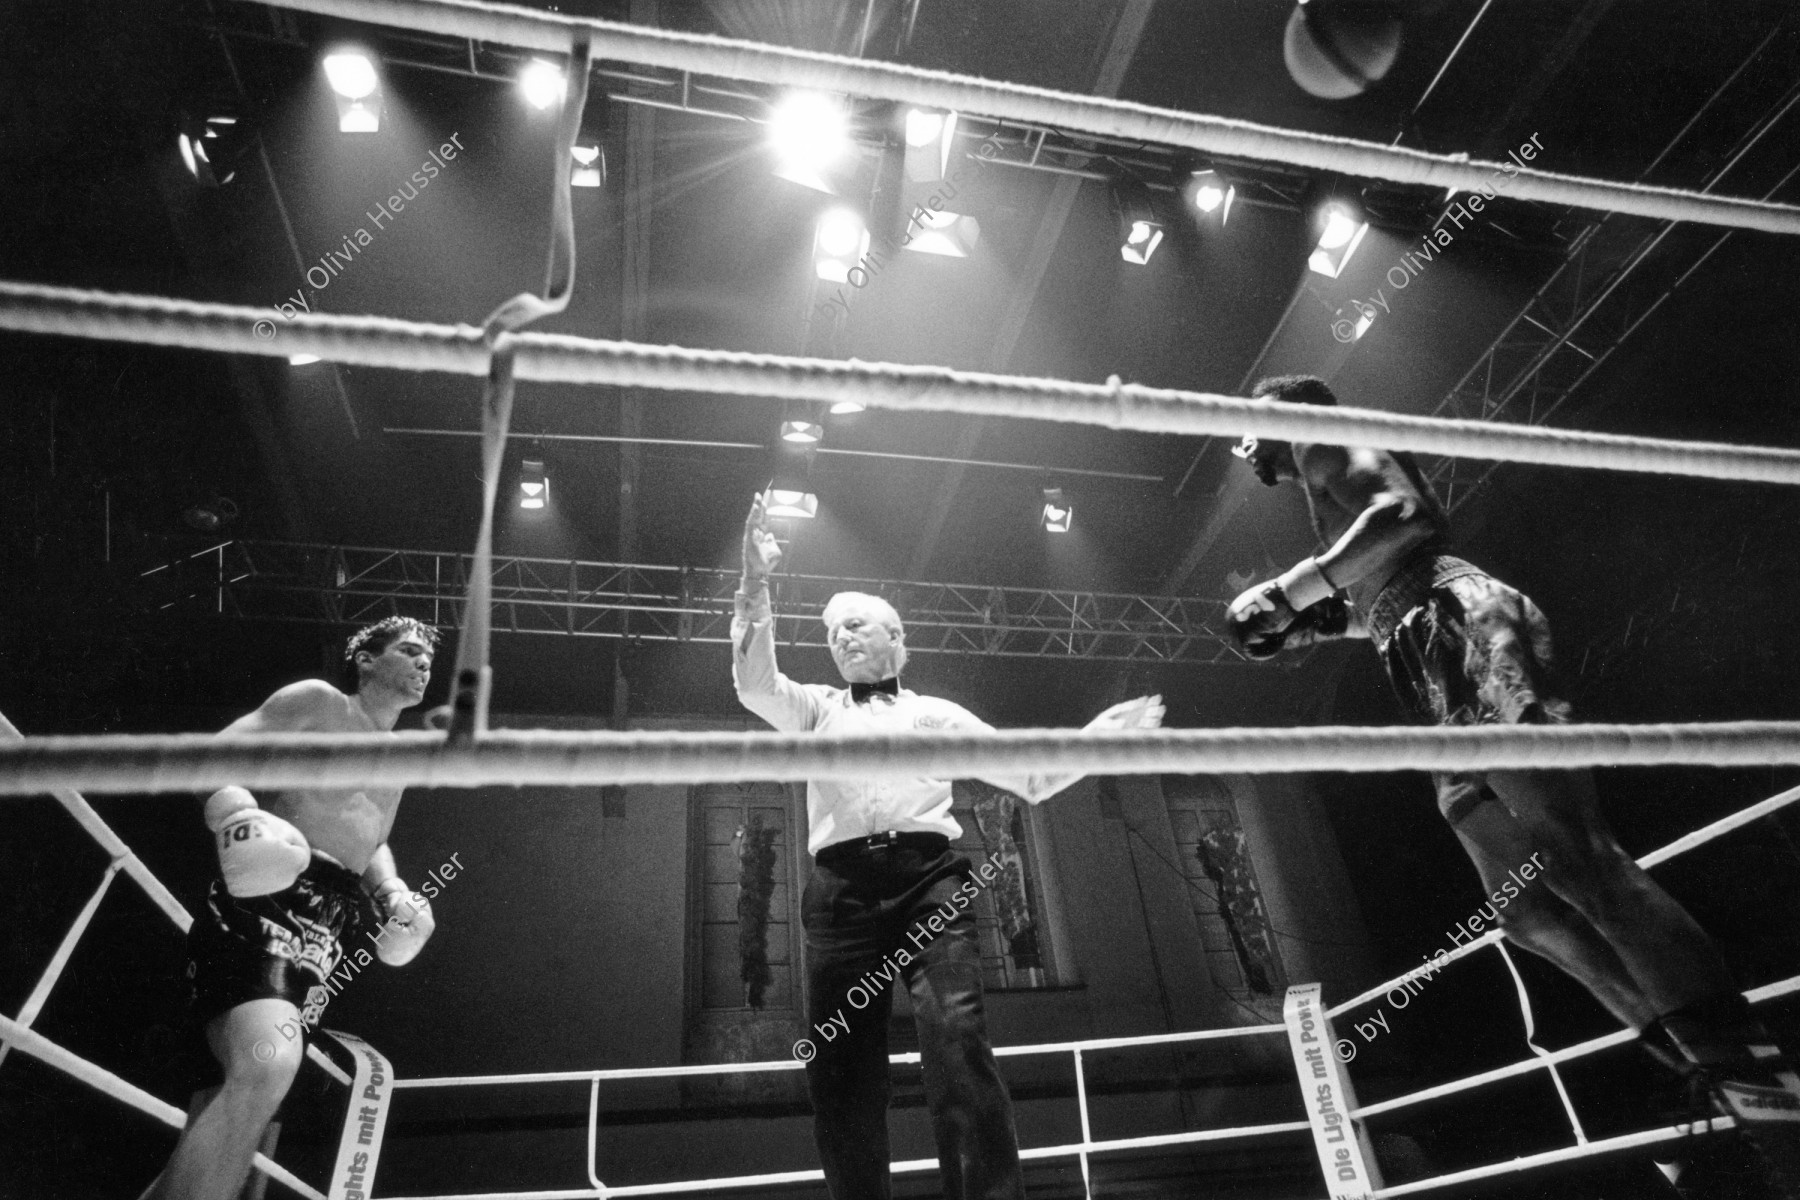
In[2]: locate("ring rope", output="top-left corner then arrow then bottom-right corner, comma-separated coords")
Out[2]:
4,722 -> 1800,796
444,32 -> 593,742
1329,780 -> 1800,1017
0,1014 -> 327,1200
7,283 -> 1800,486
247,0 -> 1800,235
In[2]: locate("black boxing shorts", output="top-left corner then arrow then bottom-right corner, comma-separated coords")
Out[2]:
1372,558 -> 1573,825
185,852 -> 369,1039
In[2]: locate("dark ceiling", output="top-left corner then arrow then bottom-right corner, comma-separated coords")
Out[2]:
2,0 -> 1798,732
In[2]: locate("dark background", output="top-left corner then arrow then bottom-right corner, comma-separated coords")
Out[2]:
3,1 -> 1800,1197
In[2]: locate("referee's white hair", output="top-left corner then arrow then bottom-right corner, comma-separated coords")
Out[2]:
822,591 -> 907,674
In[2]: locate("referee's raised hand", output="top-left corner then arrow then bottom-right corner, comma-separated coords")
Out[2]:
742,491 -> 783,583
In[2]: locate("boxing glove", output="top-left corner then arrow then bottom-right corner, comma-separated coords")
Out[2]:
1235,592 -> 1353,660
370,878 -> 435,966
206,787 -> 312,897
1227,579 -> 1301,650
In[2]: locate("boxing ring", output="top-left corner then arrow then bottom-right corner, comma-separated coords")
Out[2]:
5,0 -> 1800,1195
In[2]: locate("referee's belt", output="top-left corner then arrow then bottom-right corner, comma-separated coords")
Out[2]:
815,831 -> 950,867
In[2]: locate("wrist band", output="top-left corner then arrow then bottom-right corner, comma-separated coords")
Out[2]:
1277,557 -> 1335,611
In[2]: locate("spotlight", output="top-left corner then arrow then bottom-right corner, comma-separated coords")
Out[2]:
520,459 -> 548,509
814,207 -> 869,283
766,474 -> 817,519
520,60 -> 567,111
1116,186 -> 1164,266
324,53 -> 377,99
176,107 -> 253,187
571,144 -> 605,188
1121,219 -> 1164,266
323,51 -> 382,133
1307,202 -> 1368,278
769,91 -> 852,193
903,209 -> 980,258
1187,169 -> 1236,224
1041,488 -> 1072,533
903,108 -> 959,181
287,353 -> 322,365
182,496 -> 240,533
780,419 -> 823,444
830,399 -> 866,415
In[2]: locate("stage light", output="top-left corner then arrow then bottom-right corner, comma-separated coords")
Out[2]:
519,459 -> 548,509
770,91 -> 852,192
1115,185 -> 1164,266
904,110 -> 943,147
177,114 -> 245,186
182,497 -> 239,533
323,53 -> 377,100
323,51 -> 382,132
571,144 -> 605,188
830,399 -> 866,414
1121,219 -> 1164,265
1041,488 -> 1072,533
520,60 -> 567,111
904,109 -> 959,181
766,474 -> 817,519
287,353 -> 321,365
1188,168 -> 1236,225
814,207 -> 869,283
781,419 -> 823,444
903,209 -> 980,258
1308,202 -> 1369,278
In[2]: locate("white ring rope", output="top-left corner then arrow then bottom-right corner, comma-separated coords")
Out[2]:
6,283 -> 1800,486
246,0 -> 1800,235
4,722 -> 1800,796
0,1014 -> 327,1200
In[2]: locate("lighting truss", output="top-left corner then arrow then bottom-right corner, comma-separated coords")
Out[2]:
140,542 -> 1269,666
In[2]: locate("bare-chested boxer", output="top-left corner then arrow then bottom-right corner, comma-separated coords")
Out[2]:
1225,374 -> 1799,1186
143,616 -> 440,1200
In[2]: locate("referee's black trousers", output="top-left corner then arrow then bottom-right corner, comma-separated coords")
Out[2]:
802,834 -> 1023,1200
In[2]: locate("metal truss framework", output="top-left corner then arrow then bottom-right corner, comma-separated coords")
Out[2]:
1423,65 -> 1800,516
146,541 -> 1257,666
1415,56 -> 1800,679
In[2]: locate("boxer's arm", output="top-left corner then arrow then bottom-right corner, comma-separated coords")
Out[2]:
220,678 -> 344,736
362,843 -> 436,966
1295,444 -> 1442,595
199,681 -> 342,894
361,842 -> 401,894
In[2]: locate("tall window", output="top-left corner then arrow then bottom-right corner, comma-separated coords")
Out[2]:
1165,776 -> 1283,1020
691,781 -> 796,1012
949,779 -> 1054,989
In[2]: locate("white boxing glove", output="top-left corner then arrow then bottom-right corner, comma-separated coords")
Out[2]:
206,786 -> 312,897
370,879 -> 435,966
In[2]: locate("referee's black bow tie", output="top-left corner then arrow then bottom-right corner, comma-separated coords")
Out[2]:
850,677 -> 900,704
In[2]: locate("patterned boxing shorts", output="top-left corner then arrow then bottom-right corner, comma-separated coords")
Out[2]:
1373,560 -> 1573,825
185,852 -> 368,1041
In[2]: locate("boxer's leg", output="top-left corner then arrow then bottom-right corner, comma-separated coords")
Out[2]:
144,998 -> 303,1200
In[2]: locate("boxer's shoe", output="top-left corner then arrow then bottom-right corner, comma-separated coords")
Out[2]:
1703,1048 -> 1800,1200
